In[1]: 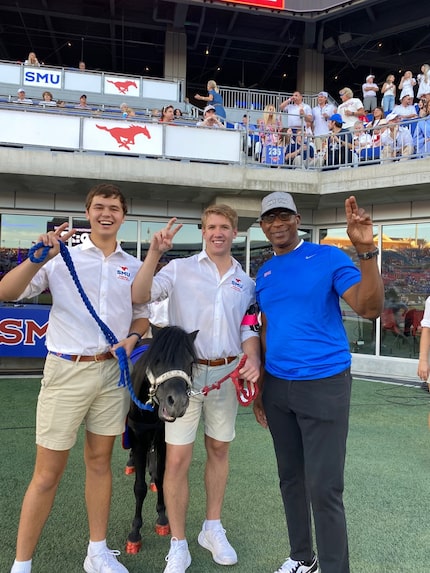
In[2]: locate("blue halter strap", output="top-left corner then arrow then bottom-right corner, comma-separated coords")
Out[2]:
28,241 -> 153,411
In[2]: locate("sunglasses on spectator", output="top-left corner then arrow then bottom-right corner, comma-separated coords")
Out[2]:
339,92 -> 346,96
261,211 -> 297,223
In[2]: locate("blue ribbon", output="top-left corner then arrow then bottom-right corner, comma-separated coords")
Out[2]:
28,241 -> 153,411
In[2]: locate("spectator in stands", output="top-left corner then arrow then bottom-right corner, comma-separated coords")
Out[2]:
417,63 -> 430,99
312,91 -> 337,152
174,108 -> 183,118
362,74 -> 379,112
325,113 -> 354,168
13,88 -> 33,105
415,99 -> 430,156
284,130 -> 316,168
337,87 -> 365,130
194,80 -> 226,122
353,120 -> 373,161
151,109 -> 161,120
24,51 -> 40,66
398,70 -> 416,100
381,74 -> 396,113
120,102 -> 135,118
391,95 -> 418,120
196,104 -> 225,128
367,106 -> 385,126
417,97 -> 428,117
75,94 -> 89,109
160,105 -> 175,123
78,60 -> 86,71
38,91 -> 56,107
258,104 -> 282,163
364,107 -> 385,160
381,113 -> 415,161
235,114 -> 258,157
279,91 -> 312,131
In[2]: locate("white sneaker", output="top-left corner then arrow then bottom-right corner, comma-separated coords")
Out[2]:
84,548 -> 128,573
198,526 -> 238,565
163,538 -> 191,573
274,554 -> 319,573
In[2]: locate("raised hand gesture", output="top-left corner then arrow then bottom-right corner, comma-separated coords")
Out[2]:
345,196 -> 375,250
149,217 -> 183,254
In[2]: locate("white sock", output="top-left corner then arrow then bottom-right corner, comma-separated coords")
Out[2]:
10,559 -> 32,573
204,519 -> 222,531
172,538 -> 188,549
88,539 -> 107,556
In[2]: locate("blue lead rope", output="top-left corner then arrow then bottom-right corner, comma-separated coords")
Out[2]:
28,241 -> 153,411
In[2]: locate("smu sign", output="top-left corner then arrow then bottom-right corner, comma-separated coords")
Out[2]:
0,305 -> 50,357
24,68 -> 62,89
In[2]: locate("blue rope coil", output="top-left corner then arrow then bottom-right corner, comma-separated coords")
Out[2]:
28,241 -> 154,411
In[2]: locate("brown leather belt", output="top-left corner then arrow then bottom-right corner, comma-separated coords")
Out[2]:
197,356 -> 237,367
49,351 -> 114,362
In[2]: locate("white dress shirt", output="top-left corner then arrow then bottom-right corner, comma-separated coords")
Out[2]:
18,238 -> 149,354
150,250 -> 258,359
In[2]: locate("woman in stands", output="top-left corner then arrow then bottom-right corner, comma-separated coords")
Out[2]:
24,51 -> 40,66
381,74 -> 396,113
257,104 -> 282,163
120,102 -> 135,118
417,63 -> 430,99
39,91 -> 57,107
194,80 -> 226,122
159,105 -> 175,123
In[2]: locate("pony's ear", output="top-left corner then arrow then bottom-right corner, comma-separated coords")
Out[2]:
189,330 -> 199,342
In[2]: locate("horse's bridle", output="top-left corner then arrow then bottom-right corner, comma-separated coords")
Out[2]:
146,368 -> 193,406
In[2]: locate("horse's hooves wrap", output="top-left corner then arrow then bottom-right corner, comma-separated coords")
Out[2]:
155,523 -> 170,536
124,465 -> 135,475
125,539 -> 142,554
149,482 -> 158,492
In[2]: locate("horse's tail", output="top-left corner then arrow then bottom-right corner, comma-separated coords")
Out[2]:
96,125 -> 110,132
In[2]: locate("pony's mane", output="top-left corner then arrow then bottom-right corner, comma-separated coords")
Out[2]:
131,326 -> 198,403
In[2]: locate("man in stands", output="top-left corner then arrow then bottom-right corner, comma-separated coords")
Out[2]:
13,88 -> 33,104
280,91 -> 313,131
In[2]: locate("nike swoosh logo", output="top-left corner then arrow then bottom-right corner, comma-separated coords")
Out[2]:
305,254 -> 316,259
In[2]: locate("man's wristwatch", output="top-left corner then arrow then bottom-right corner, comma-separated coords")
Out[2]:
357,248 -> 379,260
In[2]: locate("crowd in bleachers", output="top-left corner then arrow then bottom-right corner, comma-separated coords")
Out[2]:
3,54 -> 430,168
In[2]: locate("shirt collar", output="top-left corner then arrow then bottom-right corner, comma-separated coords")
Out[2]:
80,236 -> 124,255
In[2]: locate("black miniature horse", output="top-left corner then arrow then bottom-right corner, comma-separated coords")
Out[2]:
124,326 -> 198,554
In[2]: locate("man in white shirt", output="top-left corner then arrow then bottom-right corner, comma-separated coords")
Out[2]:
391,95 -> 418,120
312,91 -> 337,151
1,183 -> 150,573
280,91 -> 312,131
13,88 -> 33,104
337,87 -> 365,129
132,205 -> 261,573
362,74 -> 379,112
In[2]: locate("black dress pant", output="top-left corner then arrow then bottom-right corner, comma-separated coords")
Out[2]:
262,368 -> 351,573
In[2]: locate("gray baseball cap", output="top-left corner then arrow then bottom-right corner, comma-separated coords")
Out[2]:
260,192 -> 297,219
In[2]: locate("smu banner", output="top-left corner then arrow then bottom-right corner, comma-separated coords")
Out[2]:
0,305 -> 50,357
23,67 -> 63,89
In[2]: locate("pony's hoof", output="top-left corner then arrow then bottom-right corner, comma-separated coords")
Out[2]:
149,482 -> 158,492
155,523 -> 170,536
124,466 -> 135,475
125,539 -> 142,554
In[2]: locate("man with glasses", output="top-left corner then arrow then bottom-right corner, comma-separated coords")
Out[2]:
253,191 -> 384,573
337,87 -> 365,129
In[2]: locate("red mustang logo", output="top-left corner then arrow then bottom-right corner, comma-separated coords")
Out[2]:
106,79 -> 138,94
96,124 -> 151,150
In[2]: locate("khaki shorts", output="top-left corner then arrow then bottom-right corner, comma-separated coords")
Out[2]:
165,358 -> 239,445
36,353 -> 130,450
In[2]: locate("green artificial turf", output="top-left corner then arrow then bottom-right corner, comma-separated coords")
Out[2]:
0,378 -> 429,573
